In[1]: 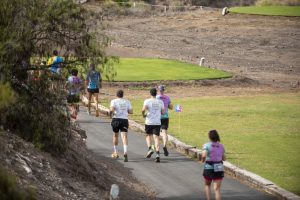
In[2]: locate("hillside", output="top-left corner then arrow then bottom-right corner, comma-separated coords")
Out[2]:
0,123 -> 155,199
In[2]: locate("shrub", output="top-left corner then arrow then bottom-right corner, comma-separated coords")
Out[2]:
0,0 -> 109,155
0,168 -> 36,200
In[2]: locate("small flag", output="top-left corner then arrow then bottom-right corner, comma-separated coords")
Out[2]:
175,104 -> 182,112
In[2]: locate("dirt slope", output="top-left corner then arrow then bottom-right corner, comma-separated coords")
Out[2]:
0,124 -> 155,200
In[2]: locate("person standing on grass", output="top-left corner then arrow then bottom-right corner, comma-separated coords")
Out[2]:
109,90 -> 133,162
156,85 -> 173,156
142,88 -> 165,163
86,63 -> 102,116
201,130 -> 226,200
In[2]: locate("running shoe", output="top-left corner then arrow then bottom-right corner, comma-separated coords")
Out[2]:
146,149 -> 154,158
124,154 -> 128,162
111,152 -> 119,158
163,147 -> 169,156
155,155 -> 160,163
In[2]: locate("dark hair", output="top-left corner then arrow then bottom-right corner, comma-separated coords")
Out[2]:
209,130 -> 220,142
90,63 -> 95,70
150,87 -> 157,97
116,90 -> 124,98
71,69 -> 78,76
53,50 -> 58,56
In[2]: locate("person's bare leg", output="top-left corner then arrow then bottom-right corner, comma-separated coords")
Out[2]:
204,180 -> 212,200
112,132 -> 119,158
121,132 -> 128,154
72,104 -> 77,118
161,129 -> 168,147
94,93 -> 99,116
145,135 -> 154,158
121,131 -> 128,162
153,134 -> 161,162
153,134 -> 160,152
161,129 -> 169,156
146,135 -> 152,149
213,180 -> 222,200
87,92 -> 92,114
113,132 -> 119,148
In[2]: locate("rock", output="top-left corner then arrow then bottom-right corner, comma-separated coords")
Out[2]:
5,159 -> 11,165
110,184 -> 119,200
222,7 -> 228,16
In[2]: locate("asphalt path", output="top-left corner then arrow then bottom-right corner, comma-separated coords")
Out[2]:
77,109 -> 276,200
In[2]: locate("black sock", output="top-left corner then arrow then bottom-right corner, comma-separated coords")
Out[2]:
148,146 -> 152,150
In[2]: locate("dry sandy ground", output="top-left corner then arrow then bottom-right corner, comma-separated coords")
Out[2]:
101,8 -> 300,94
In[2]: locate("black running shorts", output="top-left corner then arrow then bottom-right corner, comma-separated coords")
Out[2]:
203,169 -> 224,181
161,118 -> 169,130
87,88 -> 99,94
67,94 -> 80,103
111,118 -> 129,133
145,125 -> 161,136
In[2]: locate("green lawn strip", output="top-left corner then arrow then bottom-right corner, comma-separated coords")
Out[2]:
123,93 -> 300,194
108,58 -> 232,81
229,6 -> 300,17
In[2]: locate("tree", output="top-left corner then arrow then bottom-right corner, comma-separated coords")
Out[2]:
0,0 -> 109,155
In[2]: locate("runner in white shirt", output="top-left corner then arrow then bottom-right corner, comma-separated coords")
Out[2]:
109,90 -> 133,162
142,88 -> 165,163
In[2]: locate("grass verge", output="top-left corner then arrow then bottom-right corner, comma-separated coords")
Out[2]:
125,92 -> 300,194
229,6 -> 300,16
109,58 -> 232,81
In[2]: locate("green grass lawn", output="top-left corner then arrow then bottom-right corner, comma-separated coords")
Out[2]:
108,58 -> 232,81
229,6 -> 300,16
121,93 -> 300,194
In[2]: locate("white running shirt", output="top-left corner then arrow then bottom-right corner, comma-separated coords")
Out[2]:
143,98 -> 164,125
110,98 -> 132,119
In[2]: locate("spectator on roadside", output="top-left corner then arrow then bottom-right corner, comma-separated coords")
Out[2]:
142,87 -> 165,163
109,90 -> 133,162
201,130 -> 226,200
156,85 -> 173,156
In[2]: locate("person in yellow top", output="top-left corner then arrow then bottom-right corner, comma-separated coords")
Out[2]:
47,50 -> 63,74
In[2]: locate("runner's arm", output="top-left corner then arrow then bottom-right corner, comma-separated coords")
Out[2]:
128,101 -> 133,114
201,150 -> 207,163
109,103 -> 115,118
222,154 -> 226,161
168,102 -> 173,110
161,101 -> 165,115
142,105 -> 148,118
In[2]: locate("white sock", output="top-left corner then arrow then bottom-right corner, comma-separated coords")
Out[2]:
123,145 -> 128,154
113,145 -> 117,153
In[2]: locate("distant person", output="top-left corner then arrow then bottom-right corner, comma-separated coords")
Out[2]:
65,69 -> 83,120
47,50 -> 63,74
142,88 -> 165,163
109,90 -> 133,162
85,63 -> 102,116
157,85 -> 173,156
201,130 -> 226,200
